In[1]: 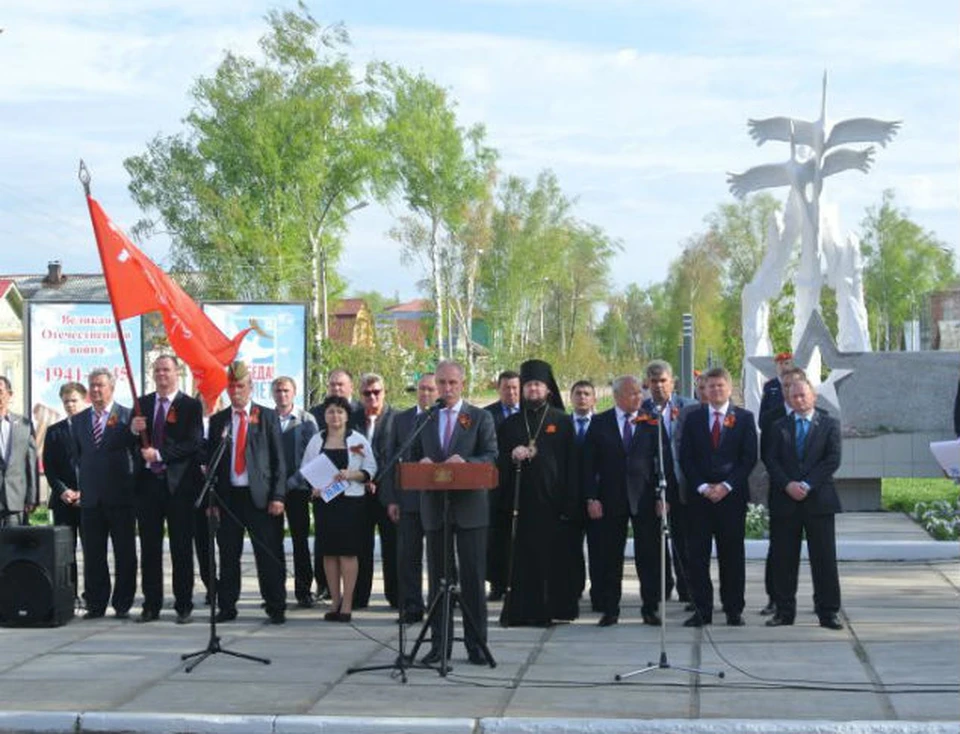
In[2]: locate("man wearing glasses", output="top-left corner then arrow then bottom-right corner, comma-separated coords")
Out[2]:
352,374 -> 399,609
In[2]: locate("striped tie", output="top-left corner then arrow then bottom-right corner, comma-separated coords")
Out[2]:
92,411 -> 105,447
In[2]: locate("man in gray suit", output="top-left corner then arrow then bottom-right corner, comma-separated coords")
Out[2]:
0,376 -> 38,528
208,361 -> 287,624
413,360 -> 497,666
273,376 -> 318,608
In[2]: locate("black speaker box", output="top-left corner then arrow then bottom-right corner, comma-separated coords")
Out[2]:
0,525 -> 76,627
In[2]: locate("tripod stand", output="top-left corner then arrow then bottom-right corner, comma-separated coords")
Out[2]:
347,405 -> 441,682
407,486 -> 496,677
182,427 -> 270,673
616,403 -> 723,682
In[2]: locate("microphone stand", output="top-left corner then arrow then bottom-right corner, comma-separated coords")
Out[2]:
182,428 -> 270,673
346,402 -> 442,682
616,402 -> 723,682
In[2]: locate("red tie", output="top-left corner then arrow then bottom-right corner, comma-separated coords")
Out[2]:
234,410 -> 248,475
711,411 -> 722,450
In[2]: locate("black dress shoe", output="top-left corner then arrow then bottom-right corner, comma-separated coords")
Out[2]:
267,611 -> 286,625
726,614 -> 745,627
467,649 -> 487,665
401,610 -> 424,625
759,600 -> 777,616
175,611 -> 193,625
641,611 -> 661,626
335,612 -> 351,623
296,593 -> 316,609
683,613 -> 711,627
137,609 -> 160,623
421,648 -> 450,665
83,609 -> 106,620
819,614 -> 843,630
214,609 -> 237,623
765,615 -> 794,627
597,613 -> 619,627
114,610 -> 131,620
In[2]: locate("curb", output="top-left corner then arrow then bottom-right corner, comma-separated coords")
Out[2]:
0,713 -> 955,734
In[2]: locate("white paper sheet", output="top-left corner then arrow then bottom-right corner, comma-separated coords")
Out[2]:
300,452 -> 347,501
929,439 -> 960,479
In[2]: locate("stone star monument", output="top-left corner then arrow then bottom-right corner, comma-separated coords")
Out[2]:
728,72 -> 901,417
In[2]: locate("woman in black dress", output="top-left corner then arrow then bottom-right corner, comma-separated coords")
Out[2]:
300,395 -> 377,622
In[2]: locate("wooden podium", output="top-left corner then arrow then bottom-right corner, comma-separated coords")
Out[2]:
398,462 -> 498,491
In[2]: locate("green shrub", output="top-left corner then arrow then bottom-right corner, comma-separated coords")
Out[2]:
745,502 -> 769,539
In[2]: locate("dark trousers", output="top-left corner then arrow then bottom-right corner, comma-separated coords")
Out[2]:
425,525 -> 486,654
398,509 -> 425,615
81,504 -> 137,614
137,475 -> 196,615
585,516 -> 605,611
194,504 -> 213,599
355,496 -> 398,608
216,488 -> 286,616
52,503 -> 83,554
687,497 -> 746,620
567,516 -> 587,600
284,489 -> 316,600
593,509 -> 662,617
770,512 -> 841,620
0,511 -> 24,527
486,503 -> 510,595
667,503 -> 689,600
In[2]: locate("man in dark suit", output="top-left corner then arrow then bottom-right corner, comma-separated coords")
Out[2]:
382,373 -> 437,623
679,366 -> 758,627
309,368 -> 362,432
583,375 -> 661,627
353,372 -> 398,609
0,376 -> 38,528
484,370 -> 519,602
757,366 -> 805,616
762,376 -> 844,630
130,355 -> 205,624
569,380 -> 596,607
413,360 -> 497,666
759,352 -> 794,424
209,361 -> 287,624
640,360 -> 698,604
272,376 -> 319,608
44,382 -> 87,552
74,368 -> 138,619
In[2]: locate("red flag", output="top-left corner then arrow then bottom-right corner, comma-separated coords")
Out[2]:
86,195 -> 250,409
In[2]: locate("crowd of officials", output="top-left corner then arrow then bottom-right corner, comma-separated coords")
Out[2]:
0,350 -> 844,666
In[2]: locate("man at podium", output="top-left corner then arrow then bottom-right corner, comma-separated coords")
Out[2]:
412,360 -> 497,666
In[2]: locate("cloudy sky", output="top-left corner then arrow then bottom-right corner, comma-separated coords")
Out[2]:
1,0 -> 957,301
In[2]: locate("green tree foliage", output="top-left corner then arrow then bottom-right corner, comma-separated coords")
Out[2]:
860,189 -> 956,350
124,4 -> 385,306
376,65 -> 496,362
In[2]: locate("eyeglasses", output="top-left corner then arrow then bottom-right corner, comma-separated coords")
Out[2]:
362,389 -> 382,397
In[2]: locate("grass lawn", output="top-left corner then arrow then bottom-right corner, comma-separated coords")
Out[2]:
881,477 -> 959,513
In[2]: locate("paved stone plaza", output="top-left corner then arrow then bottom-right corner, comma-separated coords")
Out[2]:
0,513 -> 956,733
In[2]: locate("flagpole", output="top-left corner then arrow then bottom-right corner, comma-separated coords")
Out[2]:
79,160 -> 146,437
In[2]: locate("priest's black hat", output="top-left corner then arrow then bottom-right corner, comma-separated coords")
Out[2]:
519,359 -> 565,411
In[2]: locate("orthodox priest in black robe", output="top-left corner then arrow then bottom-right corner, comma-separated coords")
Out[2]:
497,359 -> 579,627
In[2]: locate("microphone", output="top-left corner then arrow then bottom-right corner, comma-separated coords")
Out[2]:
426,397 -> 446,413
221,423 -> 231,440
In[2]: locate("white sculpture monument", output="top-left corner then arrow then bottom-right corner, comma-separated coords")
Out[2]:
729,73 -> 900,416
